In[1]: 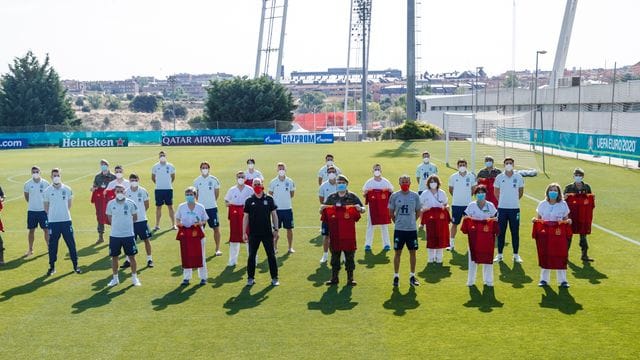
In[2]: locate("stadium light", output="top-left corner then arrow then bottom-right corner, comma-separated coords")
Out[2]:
533,50 -> 547,174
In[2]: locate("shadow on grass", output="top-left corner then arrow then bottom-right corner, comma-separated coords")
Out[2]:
223,285 -> 273,315
498,262 -> 533,288
0,272 -> 71,302
383,287 -> 420,316
149,229 -> 174,241
76,243 -> 108,257
0,252 -> 47,271
82,255 -> 113,273
449,249 -> 468,270
418,262 -> 452,284
257,252 -> 289,273
170,264 -> 183,277
568,261 -> 608,285
373,141 -> 417,158
307,263 -> 331,287
71,285 -> 132,314
539,286 -> 583,315
463,285 -> 504,313
309,234 -> 323,247
357,250 -> 390,269
307,286 -> 358,315
151,285 -> 200,311
211,265 -> 246,288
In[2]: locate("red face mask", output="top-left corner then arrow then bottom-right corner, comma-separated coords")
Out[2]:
253,185 -> 264,194
400,184 -> 410,192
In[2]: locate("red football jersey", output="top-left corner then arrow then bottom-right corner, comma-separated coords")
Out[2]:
176,225 -> 205,269
532,220 -> 571,270
566,193 -> 595,235
322,205 -> 361,251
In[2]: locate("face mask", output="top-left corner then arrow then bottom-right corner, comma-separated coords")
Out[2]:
328,173 -> 337,180
159,156 -> 167,163
247,163 -> 255,170
373,170 -> 381,177
201,169 -> 209,176
101,164 -> 108,172
116,193 -> 125,201
185,195 -> 195,203
130,181 -> 138,188
32,173 -> 40,180
52,176 -> 61,184
548,191 -> 559,200
400,184 -> 410,192
423,157 -> 430,164
336,183 -> 347,192
485,161 -> 493,168
253,185 -> 264,194
476,193 -> 486,201
115,173 -> 123,179
429,182 -> 438,190
505,164 -> 514,171
458,166 -> 467,173
237,178 -> 245,185
326,160 -> 334,166
574,176 -> 583,182
278,169 -> 286,177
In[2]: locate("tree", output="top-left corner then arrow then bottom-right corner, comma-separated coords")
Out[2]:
204,76 -> 295,131
87,94 -> 103,109
298,91 -> 326,113
105,96 -> 121,111
75,97 -> 84,107
503,72 -> 520,88
162,103 -> 188,120
129,94 -> 160,113
0,51 -> 76,130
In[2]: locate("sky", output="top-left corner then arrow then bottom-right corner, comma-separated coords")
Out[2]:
0,0 -> 636,81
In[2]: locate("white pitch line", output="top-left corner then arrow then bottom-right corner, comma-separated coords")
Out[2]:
523,193 -> 640,247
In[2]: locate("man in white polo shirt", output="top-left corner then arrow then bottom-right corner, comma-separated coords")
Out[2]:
123,173 -> 153,269
318,165 -> 338,263
363,164 -> 394,252
194,161 -> 222,256
43,168 -> 81,276
415,150 -> 438,195
448,158 -> 477,251
268,162 -> 296,254
106,165 -> 130,191
493,157 -> 525,263
106,184 -> 141,287
317,154 -> 342,186
23,165 -> 50,257
151,151 -> 176,231
224,171 -> 255,266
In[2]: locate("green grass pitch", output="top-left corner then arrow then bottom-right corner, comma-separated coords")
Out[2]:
0,140 -> 639,359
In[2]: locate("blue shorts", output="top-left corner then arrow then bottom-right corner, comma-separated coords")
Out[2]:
205,208 -> 219,228
109,236 -> 138,257
134,221 -> 152,241
321,222 -> 329,236
27,210 -> 48,229
451,205 -> 467,225
277,209 -> 294,229
393,230 -> 419,251
155,189 -> 173,206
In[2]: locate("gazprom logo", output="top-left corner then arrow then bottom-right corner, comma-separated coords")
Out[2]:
264,135 -> 282,145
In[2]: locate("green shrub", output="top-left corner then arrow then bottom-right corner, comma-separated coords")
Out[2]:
391,121 -> 442,140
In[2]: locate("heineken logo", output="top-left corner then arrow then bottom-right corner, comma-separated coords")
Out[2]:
60,137 -> 128,148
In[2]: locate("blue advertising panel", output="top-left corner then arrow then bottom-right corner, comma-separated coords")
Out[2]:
0,138 -> 28,149
263,133 -> 334,145
161,135 -> 232,146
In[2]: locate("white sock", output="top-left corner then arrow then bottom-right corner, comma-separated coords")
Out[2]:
147,255 -> 152,261
409,272 -> 415,277
132,272 -> 138,279
112,274 -> 119,281
323,252 -> 328,256
126,256 -> 130,262
394,273 -> 399,278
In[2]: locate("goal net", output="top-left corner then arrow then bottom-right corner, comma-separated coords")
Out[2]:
443,110 -> 540,174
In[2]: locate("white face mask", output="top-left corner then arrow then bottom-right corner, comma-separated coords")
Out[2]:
326,160 -> 334,166
278,169 -> 286,177
52,176 -> 61,184
237,178 -> 245,185
328,173 -> 337,180
159,156 -> 167,163
505,164 -> 514,171
116,193 -> 125,200
423,157 -> 430,164
458,166 -> 467,173
429,182 -> 438,190
373,170 -> 381,177
32,173 -> 40,180
130,181 -> 139,188
115,173 -> 123,179
247,163 -> 255,170
201,169 -> 209,176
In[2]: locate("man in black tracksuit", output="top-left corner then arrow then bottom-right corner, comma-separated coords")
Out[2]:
0,185 -> 5,265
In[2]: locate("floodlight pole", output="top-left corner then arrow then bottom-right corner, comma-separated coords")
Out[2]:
406,0 -> 416,121
532,50 -> 546,152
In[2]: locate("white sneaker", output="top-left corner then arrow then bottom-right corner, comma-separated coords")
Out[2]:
493,254 -> 504,262
288,248 -> 295,254
108,278 -> 120,287
320,254 -> 328,263
215,250 -> 223,256
132,277 -> 142,286
513,254 -> 523,263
